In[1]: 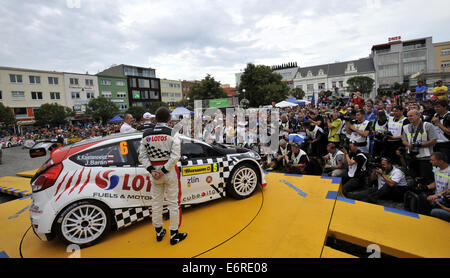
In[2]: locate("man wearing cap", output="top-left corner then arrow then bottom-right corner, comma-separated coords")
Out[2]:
137,112 -> 155,131
266,139 -> 290,171
285,142 -> 309,174
433,80 -> 448,100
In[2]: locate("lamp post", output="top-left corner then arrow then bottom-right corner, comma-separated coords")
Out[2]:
240,88 -> 249,109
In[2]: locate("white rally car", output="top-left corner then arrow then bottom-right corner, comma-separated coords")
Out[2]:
29,132 -> 266,247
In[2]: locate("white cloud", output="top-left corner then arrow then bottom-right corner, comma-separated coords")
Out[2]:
0,0 -> 449,86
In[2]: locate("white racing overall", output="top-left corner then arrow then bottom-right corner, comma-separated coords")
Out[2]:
138,123 -> 181,231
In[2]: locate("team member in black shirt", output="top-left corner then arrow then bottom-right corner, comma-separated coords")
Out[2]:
341,141 -> 368,198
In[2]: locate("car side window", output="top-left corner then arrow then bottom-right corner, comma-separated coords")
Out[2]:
181,142 -> 205,158
70,141 -> 131,167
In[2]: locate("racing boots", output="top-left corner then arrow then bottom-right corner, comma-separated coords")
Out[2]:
155,227 -> 166,242
170,230 -> 187,245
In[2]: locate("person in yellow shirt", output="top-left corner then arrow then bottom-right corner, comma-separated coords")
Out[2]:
325,111 -> 342,147
433,80 -> 448,100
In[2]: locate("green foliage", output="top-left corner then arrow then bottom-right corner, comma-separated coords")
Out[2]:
189,74 -> 227,101
0,103 -> 15,127
346,76 -> 375,97
238,63 -> 290,107
87,96 -> 120,123
34,103 -> 74,127
146,102 -> 169,114
291,87 -> 306,100
126,106 -> 146,121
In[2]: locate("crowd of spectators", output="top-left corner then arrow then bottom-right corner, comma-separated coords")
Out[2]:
3,80 -> 450,222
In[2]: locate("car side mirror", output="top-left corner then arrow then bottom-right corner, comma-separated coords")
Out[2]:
180,155 -> 189,165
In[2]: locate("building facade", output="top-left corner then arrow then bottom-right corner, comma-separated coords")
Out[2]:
293,58 -> 376,100
160,79 -> 182,106
97,64 -> 161,110
97,75 -> 129,111
63,73 -> 99,114
371,37 -> 434,90
181,80 -> 196,100
0,67 -> 66,124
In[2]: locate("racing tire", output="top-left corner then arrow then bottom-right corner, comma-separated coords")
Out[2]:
226,163 -> 260,200
55,200 -> 112,248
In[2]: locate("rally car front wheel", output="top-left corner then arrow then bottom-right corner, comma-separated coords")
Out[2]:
227,164 -> 260,199
55,200 -> 111,248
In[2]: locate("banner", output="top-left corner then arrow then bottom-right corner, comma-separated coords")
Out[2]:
209,98 -> 229,108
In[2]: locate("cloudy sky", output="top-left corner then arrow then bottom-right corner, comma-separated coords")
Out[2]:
1,0 -> 449,85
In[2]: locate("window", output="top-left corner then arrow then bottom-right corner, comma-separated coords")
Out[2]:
119,104 -> 128,110
151,80 -> 159,89
48,77 -> 59,85
132,90 -> 141,99
318,69 -> 324,76
181,142 -> 205,158
162,93 -> 169,98
307,84 -> 314,92
101,79 -> 111,86
86,92 -> 95,99
10,74 -> 23,83
138,79 -> 150,88
70,142 -> 132,167
31,92 -> 43,100
130,78 -> 137,87
441,49 -> 450,56
101,91 -> 112,98
339,81 -> 344,88
150,91 -> 159,100
117,92 -> 127,98
13,107 -> 27,116
318,83 -> 325,90
116,81 -> 125,86
50,92 -> 60,100
404,61 -> 426,75
70,78 -> 79,85
403,50 -> 426,62
85,79 -> 94,86
332,81 -> 337,88
29,76 -> 41,84
11,91 -> 25,99
71,92 -> 80,99
378,64 -> 399,78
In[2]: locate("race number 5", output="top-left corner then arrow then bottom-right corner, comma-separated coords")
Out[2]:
120,141 -> 128,155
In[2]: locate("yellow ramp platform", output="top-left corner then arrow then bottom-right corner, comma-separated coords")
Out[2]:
0,176 -> 32,198
0,196 -> 32,258
327,197 -> 450,258
16,169 -> 37,178
5,173 -> 340,258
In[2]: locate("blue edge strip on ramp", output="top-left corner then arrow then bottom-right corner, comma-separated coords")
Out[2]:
0,251 -> 9,258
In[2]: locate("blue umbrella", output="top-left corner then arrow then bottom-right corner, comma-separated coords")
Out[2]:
108,115 -> 124,122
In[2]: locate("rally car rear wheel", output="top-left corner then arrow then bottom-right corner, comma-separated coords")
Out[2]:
56,200 -> 111,248
227,164 -> 259,199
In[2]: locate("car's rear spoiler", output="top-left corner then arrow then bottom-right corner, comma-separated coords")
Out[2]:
29,141 -> 59,158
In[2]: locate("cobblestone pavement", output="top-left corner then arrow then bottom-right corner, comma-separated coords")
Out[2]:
0,146 -> 48,204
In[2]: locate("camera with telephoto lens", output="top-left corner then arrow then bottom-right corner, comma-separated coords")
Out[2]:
409,142 -> 422,158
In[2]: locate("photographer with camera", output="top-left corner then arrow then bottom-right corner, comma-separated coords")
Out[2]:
285,142 -> 309,174
402,109 -> 437,185
341,141 -> 368,197
345,109 -> 371,153
325,111 -> 342,148
431,99 -> 450,160
386,105 -> 409,164
409,152 -> 450,219
322,143 -> 346,177
304,119 -> 326,158
371,110 -> 389,158
265,139 -> 290,171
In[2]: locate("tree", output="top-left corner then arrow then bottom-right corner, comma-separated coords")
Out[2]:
238,63 -> 290,108
87,96 -> 120,124
0,103 -> 16,128
34,103 -> 74,127
189,74 -> 227,103
291,87 -> 305,100
346,76 -> 375,97
126,106 -> 146,121
147,102 -> 169,114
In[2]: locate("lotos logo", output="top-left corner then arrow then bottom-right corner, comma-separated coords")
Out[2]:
95,170 -> 119,190
147,135 -> 167,142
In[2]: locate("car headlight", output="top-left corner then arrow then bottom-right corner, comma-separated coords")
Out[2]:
248,151 -> 261,160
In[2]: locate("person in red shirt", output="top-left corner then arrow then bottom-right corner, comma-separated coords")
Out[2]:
351,91 -> 365,108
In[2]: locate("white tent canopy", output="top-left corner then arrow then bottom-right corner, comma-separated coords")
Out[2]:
275,100 -> 298,108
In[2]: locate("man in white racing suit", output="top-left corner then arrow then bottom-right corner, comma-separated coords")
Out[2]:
138,107 -> 187,245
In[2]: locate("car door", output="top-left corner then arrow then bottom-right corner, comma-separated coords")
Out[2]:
178,139 -> 225,205
129,138 -> 154,206
69,139 -> 145,209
